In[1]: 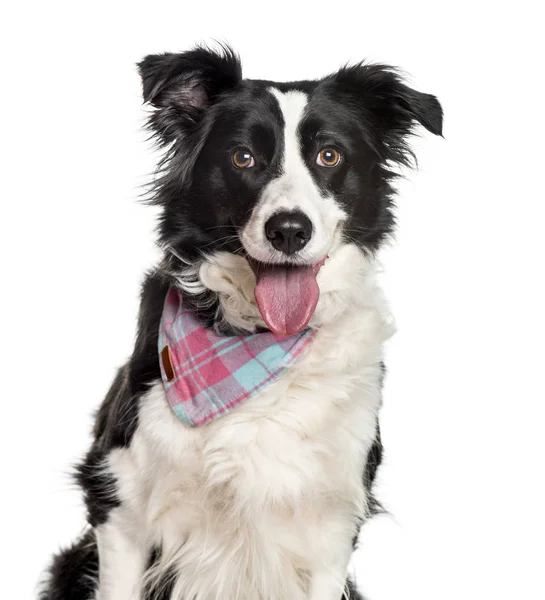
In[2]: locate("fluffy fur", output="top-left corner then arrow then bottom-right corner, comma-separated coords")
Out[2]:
40,44 -> 442,600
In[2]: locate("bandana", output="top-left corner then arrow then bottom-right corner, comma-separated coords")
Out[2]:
158,288 -> 315,427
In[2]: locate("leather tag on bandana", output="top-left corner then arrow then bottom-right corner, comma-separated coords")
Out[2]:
161,345 -> 175,381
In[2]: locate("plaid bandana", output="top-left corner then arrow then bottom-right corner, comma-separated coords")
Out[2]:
158,288 -> 315,427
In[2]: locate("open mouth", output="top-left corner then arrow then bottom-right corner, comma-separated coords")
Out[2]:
248,257 -> 327,337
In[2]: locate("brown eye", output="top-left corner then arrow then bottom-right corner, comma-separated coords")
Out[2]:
232,149 -> 255,169
316,147 -> 341,168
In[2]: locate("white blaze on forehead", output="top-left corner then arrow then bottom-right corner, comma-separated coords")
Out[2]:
268,88 -> 330,214
270,89 -> 309,180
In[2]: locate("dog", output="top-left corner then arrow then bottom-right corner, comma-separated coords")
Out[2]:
40,45 -> 442,600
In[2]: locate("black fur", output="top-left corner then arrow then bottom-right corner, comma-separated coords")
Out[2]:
40,531 -> 98,600
363,362 -> 387,509
41,45 -> 442,599
143,547 -> 177,600
74,447 -> 120,528
89,269 -> 170,453
346,579 -> 366,600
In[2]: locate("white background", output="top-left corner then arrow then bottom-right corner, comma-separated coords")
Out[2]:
1,1 -> 544,599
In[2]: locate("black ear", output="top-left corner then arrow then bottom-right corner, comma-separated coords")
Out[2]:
138,45 -> 242,142
391,82 -> 443,136
334,64 -> 443,164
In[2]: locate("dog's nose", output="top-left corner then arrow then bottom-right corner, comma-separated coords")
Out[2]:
265,211 -> 313,255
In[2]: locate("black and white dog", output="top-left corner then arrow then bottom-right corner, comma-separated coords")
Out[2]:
41,45 -> 442,600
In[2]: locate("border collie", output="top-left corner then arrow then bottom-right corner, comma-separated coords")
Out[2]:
41,45 -> 442,600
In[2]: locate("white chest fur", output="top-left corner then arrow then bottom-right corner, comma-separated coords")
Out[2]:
104,249 -> 393,600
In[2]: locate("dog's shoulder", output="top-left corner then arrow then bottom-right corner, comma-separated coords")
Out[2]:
75,270 -> 170,526
92,269 -> 169,450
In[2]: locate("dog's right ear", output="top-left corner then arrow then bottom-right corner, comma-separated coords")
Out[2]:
138,45 -> 242,143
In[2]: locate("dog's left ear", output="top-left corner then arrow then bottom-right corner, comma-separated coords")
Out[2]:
386,81 -> 443,137
138,45 -> 242,143
334,64 -> 443,163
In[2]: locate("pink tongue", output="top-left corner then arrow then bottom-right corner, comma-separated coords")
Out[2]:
254,264 -> 320,336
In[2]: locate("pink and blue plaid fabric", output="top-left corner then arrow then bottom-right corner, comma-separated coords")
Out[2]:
158,288 -> 315,427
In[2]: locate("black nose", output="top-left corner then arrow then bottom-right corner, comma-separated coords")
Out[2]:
264,211 -> 313,255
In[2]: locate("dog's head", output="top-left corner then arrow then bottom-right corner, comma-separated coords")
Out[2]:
139,45 -> 442,335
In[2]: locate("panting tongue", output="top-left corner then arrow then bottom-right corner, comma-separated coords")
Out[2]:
254,264 -> 320,337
